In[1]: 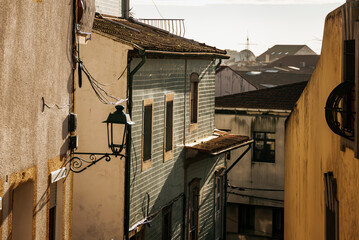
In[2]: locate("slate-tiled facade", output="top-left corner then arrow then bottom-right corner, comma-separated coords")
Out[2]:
129,58 -> 223,239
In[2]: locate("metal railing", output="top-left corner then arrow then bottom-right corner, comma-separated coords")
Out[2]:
137,18 -> 185,37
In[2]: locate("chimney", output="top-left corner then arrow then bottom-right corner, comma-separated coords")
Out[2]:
265,54 -> 270,63
122,0 -> 129,19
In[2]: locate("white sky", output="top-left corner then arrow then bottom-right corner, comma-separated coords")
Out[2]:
131,0 -> 344,56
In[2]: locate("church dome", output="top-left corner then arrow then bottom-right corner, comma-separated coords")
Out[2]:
235,49 -> 256,62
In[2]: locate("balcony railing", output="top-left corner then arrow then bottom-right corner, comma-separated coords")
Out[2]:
137,19 -> 185,37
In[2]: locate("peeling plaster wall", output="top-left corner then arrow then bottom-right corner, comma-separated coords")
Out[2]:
0,0 -> 73,239
215,113 -> 286,208
72,33 -> 132,240
285,6 -> 359,239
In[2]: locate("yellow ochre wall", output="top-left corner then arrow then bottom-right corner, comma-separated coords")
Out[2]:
285,6 -> 359,240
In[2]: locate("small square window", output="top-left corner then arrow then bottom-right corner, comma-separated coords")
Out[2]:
253,131 -> 275,163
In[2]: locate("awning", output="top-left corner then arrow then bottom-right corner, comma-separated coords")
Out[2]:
185,131 -> 252,156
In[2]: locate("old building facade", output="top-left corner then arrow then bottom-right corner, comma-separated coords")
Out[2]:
215,82 -> 307,240
0,0 -> 74,239
285,2 -> 359,239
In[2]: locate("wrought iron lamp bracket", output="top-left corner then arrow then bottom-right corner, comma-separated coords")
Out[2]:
67,151 -> 125,173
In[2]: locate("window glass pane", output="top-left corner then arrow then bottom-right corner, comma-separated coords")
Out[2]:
143,105 -> 152,161
267,141 -> 275,151
255,141 -> 264,150
191,82 -> 198,123
165,100 -> 173,152
255,132 -> 265,139
266,133 -> 275,140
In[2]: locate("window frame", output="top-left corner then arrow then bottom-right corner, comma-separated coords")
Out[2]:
162,205 -> 172,240
339,17 -> 359,158
190,72 -> 200,132
142,99 -> 153,171
252,131 -> 276,163
164,94 -> 174,162
188,178 -> 201,240
215,170 -> 225,240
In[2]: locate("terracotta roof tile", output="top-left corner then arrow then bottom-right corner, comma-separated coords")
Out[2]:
92,15 -> 227,55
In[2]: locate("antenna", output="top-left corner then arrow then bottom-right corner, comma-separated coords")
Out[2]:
238,34 -> 257,51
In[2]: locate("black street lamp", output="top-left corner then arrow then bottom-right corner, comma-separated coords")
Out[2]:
67,105 -> 134,173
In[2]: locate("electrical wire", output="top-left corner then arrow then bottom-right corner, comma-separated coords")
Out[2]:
78,59 -> 128,105
228,191 -> 284,202
228,184 -> 284,192
151,0 -> 164,19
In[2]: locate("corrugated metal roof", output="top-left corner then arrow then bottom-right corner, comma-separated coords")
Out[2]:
215,81 -> 307,110
236,71 -> 311,89
186,134 -> 251,155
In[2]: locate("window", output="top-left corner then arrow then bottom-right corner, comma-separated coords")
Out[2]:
164,94 -> 174,162
162,205 -> 172,240
12,181 -> 34,240
188,178 -> 200,240
190,72 -> 199,131
253,132 -> 275,163
215,173 -> 224,240
324,172 -> 339,240
342,40 -> 355,138
238,204 -> 255,233
142,99 -> 153,171
49,181 -> 63,240
272,208 -> 284,239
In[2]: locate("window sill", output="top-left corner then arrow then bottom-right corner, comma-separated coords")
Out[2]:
189,123 -> 198,132
164,150 -> 173,162
142,159 -> 152,171
340,137 -> 354,152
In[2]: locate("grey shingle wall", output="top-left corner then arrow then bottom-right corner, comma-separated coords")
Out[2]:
129,57 -> 219,240
186,60 -> 216,143
186,155 -> 225,240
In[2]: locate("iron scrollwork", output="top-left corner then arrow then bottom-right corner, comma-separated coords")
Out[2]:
325,81 -> 355,140
67,152 -> 125,173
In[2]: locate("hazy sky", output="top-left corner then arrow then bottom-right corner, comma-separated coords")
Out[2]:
131,0 -> 344,56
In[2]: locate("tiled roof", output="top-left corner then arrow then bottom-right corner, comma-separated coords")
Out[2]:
186,134 -> 251,155
256,45 -> 316,62
215,81 -> 307,110
92,15 -> 227,56
264,55 -> 320,74
236,71 -> 311,89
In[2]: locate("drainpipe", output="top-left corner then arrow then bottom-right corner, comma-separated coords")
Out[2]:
122,0 -> 129,19
124,50 -> 146,240
182,59 -> 187,240
223,143 -> 252,240
215,59 -> 222,71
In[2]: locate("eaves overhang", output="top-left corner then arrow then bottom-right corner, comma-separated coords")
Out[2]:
185,134 -> 252,157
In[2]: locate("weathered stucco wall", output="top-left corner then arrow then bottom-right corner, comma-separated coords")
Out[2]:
285,6 -> 359,239
215,112 -> 286,208
72,32 -> 132,240
0,0 -> 73,239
